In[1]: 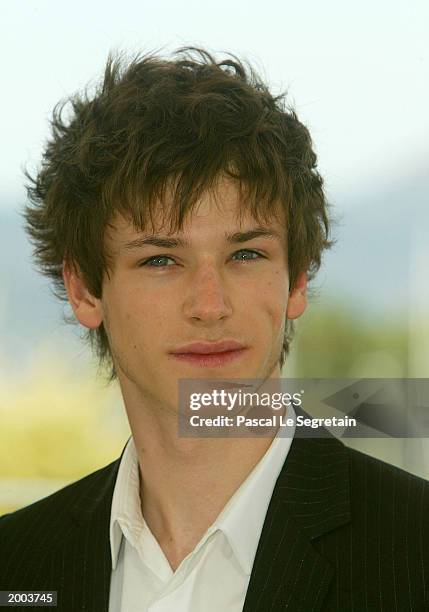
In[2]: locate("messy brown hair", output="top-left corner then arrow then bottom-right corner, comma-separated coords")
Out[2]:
22,46 -> 333,382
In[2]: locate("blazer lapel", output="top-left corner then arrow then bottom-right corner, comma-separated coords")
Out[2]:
243,434 -> 351,612
32,447 -> 126,611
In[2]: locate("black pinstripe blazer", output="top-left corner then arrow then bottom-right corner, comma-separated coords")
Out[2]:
1,433 -> 428,611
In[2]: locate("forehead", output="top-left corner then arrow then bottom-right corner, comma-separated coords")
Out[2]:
105,176 -> 285,247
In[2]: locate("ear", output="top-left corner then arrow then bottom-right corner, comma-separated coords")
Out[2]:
62,260 -> 103,329
286,272 -> 308,320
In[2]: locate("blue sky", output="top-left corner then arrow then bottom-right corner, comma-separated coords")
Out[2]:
1,0 -> 428,209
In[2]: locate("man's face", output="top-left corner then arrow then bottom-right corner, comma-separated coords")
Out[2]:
68,177 -> 306,412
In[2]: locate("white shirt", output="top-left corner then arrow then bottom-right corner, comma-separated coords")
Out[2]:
108,407 -> 296,612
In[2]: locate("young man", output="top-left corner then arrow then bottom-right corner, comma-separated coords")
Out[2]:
1,47 -> 428,611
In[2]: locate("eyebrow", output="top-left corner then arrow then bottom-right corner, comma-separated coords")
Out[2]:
122,227 -> 282,251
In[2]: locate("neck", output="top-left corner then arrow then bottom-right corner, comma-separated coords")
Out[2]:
120,379 -> 278,569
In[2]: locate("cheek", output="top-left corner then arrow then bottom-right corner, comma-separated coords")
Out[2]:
259,270 -> 289,323
102,284 -> 139,338
110,285 -> 172,339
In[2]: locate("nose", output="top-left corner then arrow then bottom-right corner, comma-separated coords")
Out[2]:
183,264 -> 233,323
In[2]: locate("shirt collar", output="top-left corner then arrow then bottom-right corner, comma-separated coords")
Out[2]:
110,435 -> 143,570
110,406 -> 296,574
208,405 -> 296,574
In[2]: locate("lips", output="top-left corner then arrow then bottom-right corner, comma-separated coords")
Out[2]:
169,346 -> 248,368
170,340 -> 246,355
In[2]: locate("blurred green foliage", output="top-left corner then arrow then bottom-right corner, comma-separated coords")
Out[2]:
0,349 -> 129,514
290,302 -> 411,378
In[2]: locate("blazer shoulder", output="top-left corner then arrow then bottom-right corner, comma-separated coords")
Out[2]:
345,443 -> 429,511
0,458 -> 120,544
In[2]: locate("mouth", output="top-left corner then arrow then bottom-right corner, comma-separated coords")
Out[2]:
169,348 -> 248,367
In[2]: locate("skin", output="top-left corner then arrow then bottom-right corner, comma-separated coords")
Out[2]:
63,175 -> 307,570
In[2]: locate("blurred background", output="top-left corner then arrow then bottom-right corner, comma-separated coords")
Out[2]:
1,0 -> 428,515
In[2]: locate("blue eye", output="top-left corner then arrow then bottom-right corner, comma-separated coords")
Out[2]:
140,249 -> 263,268
140,255 -> 175,267
232,249 -> 263,261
